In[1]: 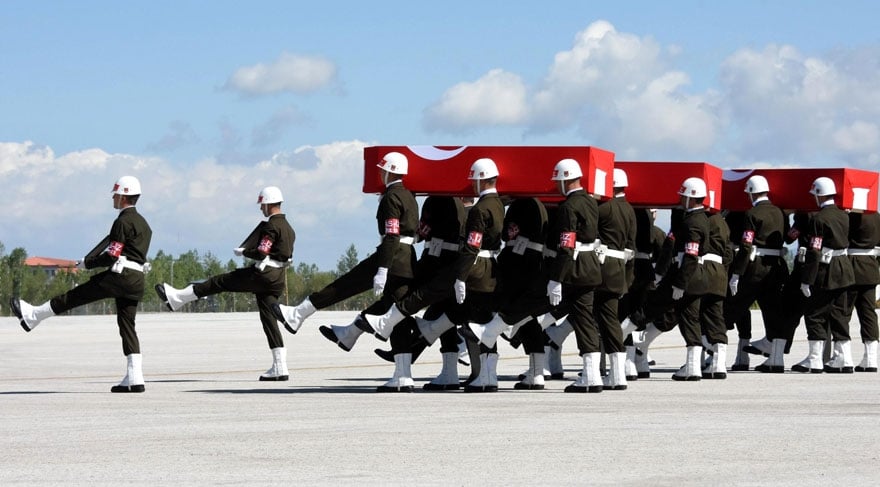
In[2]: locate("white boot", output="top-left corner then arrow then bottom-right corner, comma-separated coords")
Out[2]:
465,353 -> 498,392
415,313 -> 456,345
536,313 -> 561,329
624,346 -> 638,380
634,323 -> 662,378
703,343 -> 727,379
500,316 -> 532,343
565,352 -> 603,393
731,337 -> 750,371
620,317 -> 637,337
515,353 -> 546,390
156,283 -> 197,312
603,352 -> 627,390
111,353 -> 145,393
856,340 -> 879,372
377,353 -> 414,392
672,346 -> 702,381
11,299 -> 55,332
360,303 -> 407,341
318,322 -> 365,351
792,340 -> 824,373
273,298 -> 316,334
545,319 -> 574,349
825,340 -> 854,373
757,339 -> 786,373
745,336 -> 771,356
259,347 -> 289,381
466,314 -> 510,349
546,345 -> 564,379
423,352 -> 460,391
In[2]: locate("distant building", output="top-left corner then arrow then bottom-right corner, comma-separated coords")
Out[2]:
25,256 -> 78,278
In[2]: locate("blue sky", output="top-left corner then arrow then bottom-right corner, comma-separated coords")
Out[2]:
2,1 -> 879,269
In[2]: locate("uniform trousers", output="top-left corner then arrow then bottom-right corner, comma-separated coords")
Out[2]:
847,284 -> 879,342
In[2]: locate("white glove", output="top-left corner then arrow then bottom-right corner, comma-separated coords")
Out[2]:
233,247 -> 245,256
76,259 -> 87,270
373,267 -> 388,296
454,279 -> 467,304
547,280 -> 562,306
653,274 -> 664,286
800,283 -> 811,298
728,275 -> 740,296
671,286 -> 684,300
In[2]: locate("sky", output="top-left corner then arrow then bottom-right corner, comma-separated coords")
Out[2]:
2,1 -> 879,270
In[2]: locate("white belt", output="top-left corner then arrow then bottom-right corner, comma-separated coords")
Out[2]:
573,239 -> 601,260
543,248 -> 558,258
255,256 -> 290,271
476,249 -> 499,258
399,236 -> 415,245
820,247 -> 847,264
754,248 -> 783,257
509,236 -> 545,255
634,251 -> 652,260
699,253 -> 723,265
599,246 -> 630,261
426,238 -> 460,257
111,256 -> 148,274
847,248 -> 880,257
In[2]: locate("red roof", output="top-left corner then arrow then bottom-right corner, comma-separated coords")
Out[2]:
25,256 -> 78,268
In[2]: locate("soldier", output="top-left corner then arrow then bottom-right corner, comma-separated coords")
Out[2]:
11,176 -> 152,393
700,208 -> 732,379
792,177 -> 855,373
844,210 -> 880,372
273,152 -> 419,353
355,158 -> 504,392
156,186 -> 295,381
724,176 -> 789,372
593,168 -> 636,389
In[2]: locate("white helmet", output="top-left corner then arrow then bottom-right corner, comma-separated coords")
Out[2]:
551,158 -> 582,181
613,168 -> 628,188
377,152 -> 408,175
678,177 -> 707,198
257,186 -> 284,204
112,176 -> 141,196
810,177 -> 836,196
744,175 -> 770,194
468,158 -> 499,180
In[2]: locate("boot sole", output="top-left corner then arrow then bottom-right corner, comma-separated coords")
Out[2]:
9,298 -> 32,333
259,375 -> 289,381
270,303 -> 298,335
423,383 -> 460,391
154,284 -> 174,312
463,385 -> 498,393
513,383 -> 545,390
318,326 -> 351,352
855,366 -> 878,372
564,385 -> 603,393
111,384 -> 145,393
671,375 -> 701,381
376,386 -> 413,393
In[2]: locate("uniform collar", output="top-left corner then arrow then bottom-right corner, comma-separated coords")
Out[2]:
752,196 -> 769,206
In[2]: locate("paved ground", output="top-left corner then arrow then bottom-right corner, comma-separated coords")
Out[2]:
2,310 -> 879,485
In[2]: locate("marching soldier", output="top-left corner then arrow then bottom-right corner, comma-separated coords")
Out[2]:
273,152 -> 418,354
355,158 -> 504,392
793,177 -> 855,373
844,210 -> 880,372
11,176 -> 153,393
156,186 -> 295,381
700,208 -> 732,379
593,168 -> 636,389
724,176 -> 789,372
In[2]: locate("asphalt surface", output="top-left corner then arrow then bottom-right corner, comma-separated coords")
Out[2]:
2,310 -> 879,485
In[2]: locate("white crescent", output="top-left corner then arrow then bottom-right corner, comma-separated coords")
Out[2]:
407,145 -> 468,161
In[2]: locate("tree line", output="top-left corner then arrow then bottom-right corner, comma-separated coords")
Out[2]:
0,242 -> 373,316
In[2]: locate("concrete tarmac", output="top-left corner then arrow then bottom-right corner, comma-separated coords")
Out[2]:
2,310 -> 879,485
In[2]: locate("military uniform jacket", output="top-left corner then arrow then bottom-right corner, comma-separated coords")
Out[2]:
704,212 -> 731,297
633,209 -> 656,284
655,208 -> 710,295
375,181 -> 419,279
803,203 -> 854,290
416,196 -> 466,277
731,200 -> 788,280
454,191 -> 503,292
83,206 -> 153,300
548,189 -> 602,287
597,195 -> 636,294
847,211 -> 880,286
497,198 -> 548,283
238,213 -> 296,264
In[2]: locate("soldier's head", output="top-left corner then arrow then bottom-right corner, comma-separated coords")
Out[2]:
678,177 -> 706,210
809,177 -> 836,208
551,158 -> 583,195
468,158 -> 499,195
377,152 -> 408,186
257,186 -> 284,217
613,168 -> 628,196
111,175 -> 141,210
744,175 -> 770,206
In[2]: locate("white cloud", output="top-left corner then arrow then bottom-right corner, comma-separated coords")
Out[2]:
0,140 -> 379,270
423,68 -> 528,133
224,52 -> 337,95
